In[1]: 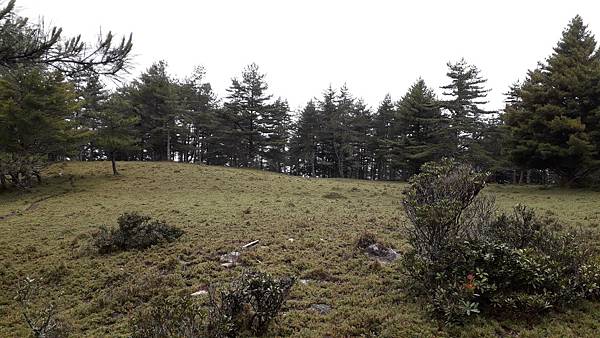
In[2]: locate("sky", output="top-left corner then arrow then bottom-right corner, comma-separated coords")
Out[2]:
14,0 -> 600,113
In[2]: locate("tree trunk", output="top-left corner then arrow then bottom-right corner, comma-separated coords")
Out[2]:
111,152 -> 118,176
519,170 -> 524,184
166,129 -> 171,161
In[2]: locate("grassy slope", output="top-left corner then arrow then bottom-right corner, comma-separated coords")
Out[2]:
1,162 -> 600,337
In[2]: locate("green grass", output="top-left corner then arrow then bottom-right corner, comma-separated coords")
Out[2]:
2,161 -> 600,337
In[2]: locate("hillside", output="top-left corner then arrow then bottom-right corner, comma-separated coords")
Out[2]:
2,162 -> 600,337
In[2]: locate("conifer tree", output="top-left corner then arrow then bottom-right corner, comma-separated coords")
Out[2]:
94,95 -> 139,175
128,61 -> 178,161
289,100 -> 320,176
398,79 -> 449,177
225,63 -> 272,168
0,67 -> 78,186
371,94 -> 400,179
504,16 -> 600,186
261,98 -> 291,172
441,58 -> 492,161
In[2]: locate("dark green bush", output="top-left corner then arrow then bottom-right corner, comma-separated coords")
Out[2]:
402,159 -> 600,324
131,296 -> 205,338
208,270 -> 295,337
128,269 -> 294,338
92,212 -> 183,254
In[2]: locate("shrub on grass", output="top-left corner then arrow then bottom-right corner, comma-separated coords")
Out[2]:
15,277 -> 70,338
208,270 -> 296,337
128,269 -> 295,337
92,212 -> 183,254
131,296 -> 205,338
402,159 -> 600,324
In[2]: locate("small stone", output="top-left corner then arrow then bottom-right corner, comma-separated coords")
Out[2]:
288,238 -> 294,242
220,251 -> 240,263
221,262 -> 235,268
366,244 -> 399,263
191,290 -> 208,296
299,279 -> 309,285
311,303 -> 331,315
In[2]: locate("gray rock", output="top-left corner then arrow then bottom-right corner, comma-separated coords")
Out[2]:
311,303 -> 331,315
220,251 -> 240,263
366,244 -> 399,263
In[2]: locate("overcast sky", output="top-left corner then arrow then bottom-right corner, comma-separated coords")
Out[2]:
15,0 -> 600,112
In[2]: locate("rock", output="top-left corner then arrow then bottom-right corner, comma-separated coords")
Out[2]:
299,279 -> 309,285
366,244 -> 399,263
221,262 -> 235,268
220,251 -> 240,263
191,290 -> 208,296
288,238 -> 295,242
311,303 -> 331,315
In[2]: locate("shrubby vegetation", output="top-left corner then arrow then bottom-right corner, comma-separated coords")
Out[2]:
130,270 -> 295,338
92,212 -> 183,254
15,277 -> 69,338
402,160 -> 600,323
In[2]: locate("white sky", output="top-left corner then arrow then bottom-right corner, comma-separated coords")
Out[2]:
15,0 -> 600,112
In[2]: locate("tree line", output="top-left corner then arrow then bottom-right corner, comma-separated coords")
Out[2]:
1,0 -> 599,188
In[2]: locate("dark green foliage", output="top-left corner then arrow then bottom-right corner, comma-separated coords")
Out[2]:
289,100 -> 320,176
441,58 -> 498,169
92,212 -> 183,254
131,296 -> 205,338
504,16 -> 600,186
397,79 -> 450,177
402,160 -> 600,324
402,159 -> 487,262
207,270 -> 295,337
0,0 -> 132,77
0,67 -> 78,188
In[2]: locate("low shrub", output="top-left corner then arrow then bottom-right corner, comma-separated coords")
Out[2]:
128,269 -> 295,337
92,212 -> 183,254
15,277 -> 70,338
355,231 -> 378,250
402,159 -> 600,324
131,296 -> 205,338
208,270 -> 296,337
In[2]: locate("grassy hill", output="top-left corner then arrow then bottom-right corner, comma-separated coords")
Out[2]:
2,162 -> 600,337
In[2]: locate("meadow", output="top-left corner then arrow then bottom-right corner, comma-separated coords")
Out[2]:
2,162 -> 600,337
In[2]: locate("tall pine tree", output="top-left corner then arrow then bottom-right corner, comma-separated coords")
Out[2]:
504,16 -> 600,186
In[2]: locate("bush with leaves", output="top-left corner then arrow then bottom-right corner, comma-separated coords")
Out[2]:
92,212 -> 183,254
131,296 -> 205,338
128,269 -> 294,337
207,270 -> 296,337
402,159 -> 600,324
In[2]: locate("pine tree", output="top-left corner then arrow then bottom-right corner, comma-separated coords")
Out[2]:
0,0 -> 132,77
441,58 -> 492,162
398,79 -> 449,177
289,100 -> 320,176
504,16 -> 600,186
371,94 -> 400,179
0,67 -> 78,186
261,98 -> 291,172
128,61 -> 179,161
225,63 -> 272,168
94,95 -> 139,175
347,99 -> 372,179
